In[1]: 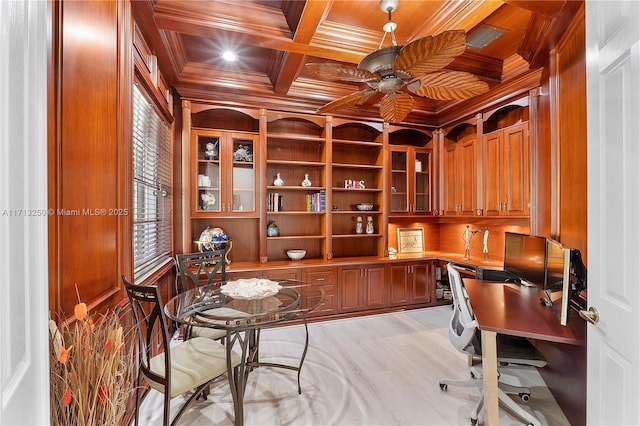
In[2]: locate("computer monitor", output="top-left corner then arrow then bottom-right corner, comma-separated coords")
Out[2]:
503,232 -> 546,287
545,238 -> 572,325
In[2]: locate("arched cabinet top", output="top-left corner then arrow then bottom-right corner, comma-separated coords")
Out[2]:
444,122 -> 477,143
266,110 -> 326,128
387,126 -> 433,147
482,103 -> 529,134
332,121 -> 383,143
190,107 -> 260,132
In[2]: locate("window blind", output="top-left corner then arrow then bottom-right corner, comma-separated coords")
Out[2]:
132,84 -> 172,282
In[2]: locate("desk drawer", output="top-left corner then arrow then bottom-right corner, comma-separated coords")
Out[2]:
303,268 -> 337,317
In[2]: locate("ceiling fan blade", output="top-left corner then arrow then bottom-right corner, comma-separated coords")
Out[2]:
379,92 -> 414,124
306,63 -> 380,83
394,30 -> 466,77
317,89 -> 377,114
408,71 -> 489,100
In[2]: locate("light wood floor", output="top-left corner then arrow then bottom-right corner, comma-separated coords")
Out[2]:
138,306 -> 570,425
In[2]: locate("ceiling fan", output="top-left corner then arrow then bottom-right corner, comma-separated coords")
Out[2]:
306,0 -> 490,123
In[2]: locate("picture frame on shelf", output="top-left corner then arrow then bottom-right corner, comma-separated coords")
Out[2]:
397,227 -> 424,253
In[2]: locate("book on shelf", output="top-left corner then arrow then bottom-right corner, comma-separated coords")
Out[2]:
267,192 -> 283,212
305,190 -> 325,212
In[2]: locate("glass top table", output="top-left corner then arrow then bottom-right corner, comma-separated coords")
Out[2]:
164,279 -> 324,426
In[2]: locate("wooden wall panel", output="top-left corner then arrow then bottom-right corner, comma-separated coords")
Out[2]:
537,7 -> 587,426
556,8 -> 588,259
49,0 -> 128,316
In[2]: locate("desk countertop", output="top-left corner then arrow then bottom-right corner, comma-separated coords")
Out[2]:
463,279 -> 585,346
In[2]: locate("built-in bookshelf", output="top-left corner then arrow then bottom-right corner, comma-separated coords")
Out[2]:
265,113 -> 328,261
331,121 -> 384,258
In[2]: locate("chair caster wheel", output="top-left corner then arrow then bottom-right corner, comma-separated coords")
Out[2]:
519,392 -> 531,402
470,371 -> 476,379
471,417 -> 478,425
439,383 -> 448,391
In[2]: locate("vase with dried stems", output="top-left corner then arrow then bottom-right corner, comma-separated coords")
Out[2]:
49,292 -> 134,426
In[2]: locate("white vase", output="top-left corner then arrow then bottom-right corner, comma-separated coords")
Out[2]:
301,173 -> 311,187
273,172 -> 284,186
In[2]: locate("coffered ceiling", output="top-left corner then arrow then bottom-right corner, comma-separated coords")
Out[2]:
132,0 -> 582,127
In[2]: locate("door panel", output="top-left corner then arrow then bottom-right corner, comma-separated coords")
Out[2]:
411,263 -> 432,303
483,132 -> 502,215
503,125 -> 529,215
389,264 -> 410,305
339,267 -> 362,312
364,265 -> 387,308
459,139 -> 476,215
586,1 -> 640,423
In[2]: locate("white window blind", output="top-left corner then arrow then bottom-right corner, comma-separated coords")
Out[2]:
132,84 -> 172,282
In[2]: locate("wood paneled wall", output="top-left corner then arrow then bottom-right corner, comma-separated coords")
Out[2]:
536,6 -> 587,426
48,0 -> 132,316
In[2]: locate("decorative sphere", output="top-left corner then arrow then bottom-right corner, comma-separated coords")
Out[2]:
198,226 -> 228,252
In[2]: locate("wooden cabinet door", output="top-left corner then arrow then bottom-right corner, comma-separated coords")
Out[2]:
483,132 -> 502,215
443,143 -> 459,215
502,124 -> 529,216
443,138 -> 476,216
389,263 -> 410,305
303,268 -> 337,317
483,123 -> 529,216
411,262 -> 432,303
459,138 -> 477,215
338,267 -> 363,312
363,265 -> 387,309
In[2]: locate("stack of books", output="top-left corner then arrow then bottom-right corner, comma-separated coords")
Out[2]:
305,190 -> 325,212
267,192 -> 284,212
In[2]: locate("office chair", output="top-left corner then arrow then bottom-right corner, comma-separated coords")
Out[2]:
439,263 -> 547,426
175,250 -> 228,341
123,276 -> 240,426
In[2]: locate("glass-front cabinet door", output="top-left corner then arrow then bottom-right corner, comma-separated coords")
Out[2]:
192,129 -> 257,216
413,149 -> 432,213
230,135 -> 255,213
196,133 -> 222,213
389,146 -> 432,215
390,149 -> 409,213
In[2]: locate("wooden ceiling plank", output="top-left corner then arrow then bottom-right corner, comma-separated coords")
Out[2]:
153,13 -> 364,64
408,0 -> 506,40
503,0 -> 567,17
273,0 -> 332,95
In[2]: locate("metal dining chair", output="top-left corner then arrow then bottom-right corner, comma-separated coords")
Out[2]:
175,250 -> 228,341
122,276 -> 240,426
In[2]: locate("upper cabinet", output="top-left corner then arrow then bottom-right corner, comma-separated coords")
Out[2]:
442,123 -> 478,216
482,105 -> 530,217
182,106 -> 261,261
191,130 -> 258,216
388,128 -> 434,216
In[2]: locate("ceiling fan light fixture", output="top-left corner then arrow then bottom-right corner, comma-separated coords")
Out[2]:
358,45 -> 402,76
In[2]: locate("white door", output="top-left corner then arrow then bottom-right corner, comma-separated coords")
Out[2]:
0,1 -> 50,424
586,1 -> 640,424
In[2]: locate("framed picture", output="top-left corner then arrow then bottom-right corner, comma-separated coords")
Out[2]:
397,227 -> 424,253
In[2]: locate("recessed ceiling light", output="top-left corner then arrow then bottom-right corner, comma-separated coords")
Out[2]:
222,51 -> 238,62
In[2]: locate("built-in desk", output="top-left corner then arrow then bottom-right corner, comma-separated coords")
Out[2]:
463,279 -> 584,425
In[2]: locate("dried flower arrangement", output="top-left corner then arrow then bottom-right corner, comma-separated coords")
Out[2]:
49,296 -> 133,426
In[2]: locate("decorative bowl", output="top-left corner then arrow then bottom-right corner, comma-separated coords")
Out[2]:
355,203 -> 374,211
286,249 -> 306,260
